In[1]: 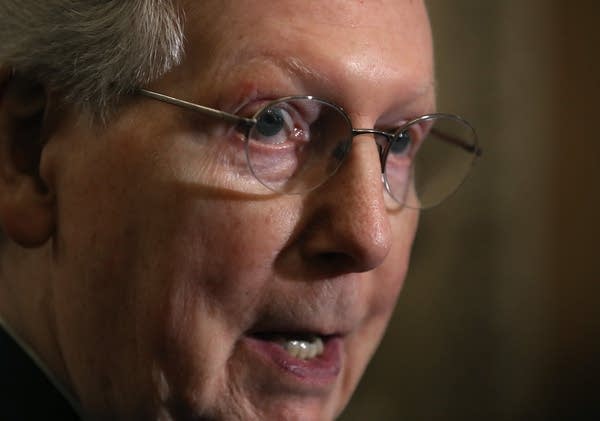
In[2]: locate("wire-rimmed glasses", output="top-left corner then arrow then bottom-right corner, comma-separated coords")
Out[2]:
139,89 -> 481,209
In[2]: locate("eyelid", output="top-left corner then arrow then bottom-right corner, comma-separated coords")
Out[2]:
236,98 -> 279,118
240,97 -> 320,125
375,102 -> 437,129
373,111 -> 428,135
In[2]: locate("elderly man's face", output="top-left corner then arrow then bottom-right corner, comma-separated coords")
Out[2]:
45,0 -> 433,419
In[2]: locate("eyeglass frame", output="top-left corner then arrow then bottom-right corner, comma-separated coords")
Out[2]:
138,88 -> 482,207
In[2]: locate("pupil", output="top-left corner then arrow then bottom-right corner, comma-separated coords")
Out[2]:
256,108 -> 285,137
391,132 -> 410,154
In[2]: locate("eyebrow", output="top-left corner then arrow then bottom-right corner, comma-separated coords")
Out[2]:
284,56 -> 334,89
265,54 -> 437,110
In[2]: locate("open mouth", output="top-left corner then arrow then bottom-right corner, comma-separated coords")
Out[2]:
242,330 -> 343,384
252,332 -> 326,360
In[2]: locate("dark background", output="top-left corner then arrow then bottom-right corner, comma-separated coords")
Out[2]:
342,1 -> 600,419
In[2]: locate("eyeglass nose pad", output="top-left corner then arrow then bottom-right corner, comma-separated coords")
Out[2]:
373,135 -> 389,173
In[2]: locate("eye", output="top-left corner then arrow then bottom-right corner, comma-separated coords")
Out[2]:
253,106 -> 297,145
256,108 -> 286,137
389,119 -> 431,158
390,131 -> 411,155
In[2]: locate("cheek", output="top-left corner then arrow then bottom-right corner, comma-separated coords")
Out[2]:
369,208 -> 419,319
47,115 -> 299,411
143,199 -> 300,408
331,209 -> 419,415
162,195 -> 296,306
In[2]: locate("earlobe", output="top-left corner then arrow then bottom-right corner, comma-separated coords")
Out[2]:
0,180 -> 54,247
0,68 -> 55,247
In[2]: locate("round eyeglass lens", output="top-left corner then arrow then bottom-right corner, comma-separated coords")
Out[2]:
384,114 -> 479,209
245,97 -> 353,194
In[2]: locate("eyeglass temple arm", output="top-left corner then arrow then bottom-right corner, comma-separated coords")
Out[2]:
139,89 -> 482,158
138,89 -> 255,128
431,128 -> 483,157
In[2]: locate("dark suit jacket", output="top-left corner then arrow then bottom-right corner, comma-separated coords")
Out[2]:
0,326 -> 81,420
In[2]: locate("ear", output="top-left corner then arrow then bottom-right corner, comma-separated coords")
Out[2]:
0,67 -> 55,247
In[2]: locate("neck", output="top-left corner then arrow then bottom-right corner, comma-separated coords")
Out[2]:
0,242 -> 82,416
0,316 -> 83,417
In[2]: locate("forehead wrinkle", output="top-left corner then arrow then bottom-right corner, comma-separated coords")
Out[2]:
290,56 -> 436,121
284,56 -> 334,92
180,0 -> 433,116
229,50 -> 435,114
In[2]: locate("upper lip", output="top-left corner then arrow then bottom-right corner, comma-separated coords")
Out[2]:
246,308 -> 356,339
243,276 -> 363,339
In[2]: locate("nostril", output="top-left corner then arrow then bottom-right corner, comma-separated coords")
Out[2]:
295,141 -> 395,275
302,250 -> 373,277
299,215 -> 393,275
315,252 -> 354,269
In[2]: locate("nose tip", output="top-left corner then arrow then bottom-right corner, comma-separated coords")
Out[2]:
342,203 -> 393,272
301,205 -> 393,274
300,140 -> 393,274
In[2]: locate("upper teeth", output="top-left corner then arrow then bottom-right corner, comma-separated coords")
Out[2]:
278,336 -> 324,360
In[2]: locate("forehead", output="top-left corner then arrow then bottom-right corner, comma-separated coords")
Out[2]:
168,0 -> 433,112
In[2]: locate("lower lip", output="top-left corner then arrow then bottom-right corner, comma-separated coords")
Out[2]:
242,335 -> 343,387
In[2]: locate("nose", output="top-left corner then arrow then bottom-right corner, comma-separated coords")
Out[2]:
298,135 -> 393,274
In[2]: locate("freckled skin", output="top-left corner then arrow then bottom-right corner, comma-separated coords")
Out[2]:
7,0 -> 434,419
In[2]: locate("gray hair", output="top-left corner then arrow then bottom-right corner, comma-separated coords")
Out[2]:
0,0 -> 185,118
